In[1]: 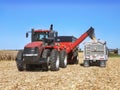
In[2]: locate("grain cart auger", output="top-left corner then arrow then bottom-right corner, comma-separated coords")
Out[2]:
16,25 -> 95,71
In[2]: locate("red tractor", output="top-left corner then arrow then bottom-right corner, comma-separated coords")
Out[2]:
16,24 -> 95,71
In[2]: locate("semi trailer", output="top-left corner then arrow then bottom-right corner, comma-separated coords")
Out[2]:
83,40 -> 108,67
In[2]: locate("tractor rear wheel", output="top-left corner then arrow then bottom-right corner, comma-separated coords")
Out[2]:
16,50 -> 24,71
59,50 -> 67,68
50,49 -> 59,71
42,49 -> 50,71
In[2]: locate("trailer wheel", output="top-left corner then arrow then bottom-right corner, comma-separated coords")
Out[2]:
84,60 -> 90,67
16,50 -> 24,71
100,60 -> 106,67
59,50 -> 67,68
50,49 -> 59,71
42,49 -> 50,71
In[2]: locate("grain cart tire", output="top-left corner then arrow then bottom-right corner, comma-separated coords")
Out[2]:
74,55 -> 79,64
59,50 -> 67,68
42,49 -> 50,71
84,60 -> 90,67
100,60 -> 106,67
16,50 -> 24,71
72,50 -> 79,64
50,49 -> 59,71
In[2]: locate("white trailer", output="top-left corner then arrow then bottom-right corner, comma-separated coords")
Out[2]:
83,40 -> 108,67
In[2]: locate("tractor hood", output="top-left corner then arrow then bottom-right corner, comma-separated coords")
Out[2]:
24,42 -> 43,48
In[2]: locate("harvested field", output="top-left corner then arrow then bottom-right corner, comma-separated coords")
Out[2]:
0,50 -> 18,60
0,53 -> 120,90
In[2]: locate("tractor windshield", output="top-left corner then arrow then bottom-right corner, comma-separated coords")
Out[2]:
33,32 -> 49,41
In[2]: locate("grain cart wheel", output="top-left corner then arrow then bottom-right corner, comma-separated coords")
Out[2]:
50,49 -> 59,71
74,54 -> 79,64
84,60 -> 90,67
59,50 -> 67,68
16,50 -> 24,71
72,51 -> 79,64
42,49 -> 50,71
100,60 -> 106,67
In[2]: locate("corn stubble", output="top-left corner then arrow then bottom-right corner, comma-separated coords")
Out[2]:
0,50 -> 18,61
0,52 -> 120,90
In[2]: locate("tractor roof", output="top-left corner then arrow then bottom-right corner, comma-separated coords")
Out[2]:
34,30 -> 50,33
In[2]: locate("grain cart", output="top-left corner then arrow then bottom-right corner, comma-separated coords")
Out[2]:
16,24 -> 95,71
83,40 -> 108,67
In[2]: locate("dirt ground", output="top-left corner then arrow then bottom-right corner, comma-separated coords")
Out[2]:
0,53 -> 120,90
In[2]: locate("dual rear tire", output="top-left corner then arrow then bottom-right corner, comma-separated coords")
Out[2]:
84,60 -> 90,67
43,49 -> 67,71
59,50 -> 67,68
84,60 -> 106,67
100,60 -> 106,67
50,49 -> 60,71
42,49 -> 60,71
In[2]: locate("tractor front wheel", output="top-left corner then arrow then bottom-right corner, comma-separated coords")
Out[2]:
50,49 -> 59,71
16,50 -> 24,71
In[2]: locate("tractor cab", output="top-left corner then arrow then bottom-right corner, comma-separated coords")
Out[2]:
30,30 -> 49,42
26,24 -> 58,46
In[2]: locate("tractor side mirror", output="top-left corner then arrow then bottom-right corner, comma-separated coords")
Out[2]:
26,33 -> 28,38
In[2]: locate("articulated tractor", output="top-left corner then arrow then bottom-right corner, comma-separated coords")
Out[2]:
16,24 -> 95,71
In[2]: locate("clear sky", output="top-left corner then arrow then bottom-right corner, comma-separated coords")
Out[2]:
0,0 -> 120,50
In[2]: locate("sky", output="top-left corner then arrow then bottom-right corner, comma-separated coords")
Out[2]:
0,0 -> 120,50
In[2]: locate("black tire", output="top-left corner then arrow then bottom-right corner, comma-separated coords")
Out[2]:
70,51 -> 78,64
42,49 -> 50,71
84,60 -> 90,67
69,56 -> 79,64
74,55 -> 79,64
16,50 -> 24,71
100,60 -> 106,67
59,50 -> 67,68
50,49 -> 59,71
